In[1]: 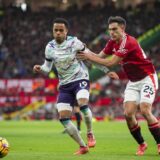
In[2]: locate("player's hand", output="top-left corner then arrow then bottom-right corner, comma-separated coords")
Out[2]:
76,52 -> 87,61
107,71 -> 119,80
33,65 -> 42,73
77,51 -> 91,61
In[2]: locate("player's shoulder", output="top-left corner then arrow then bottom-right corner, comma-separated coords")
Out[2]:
108,39 -> 114,44
45,40 -> 55,55
126,34 -> 137,44
67,36 -> 79,43
105,39 -> 114,48
66,36 -> 82,47
67,35 -> 76,41
119,34 -> 137,50
46,40 -> 56,49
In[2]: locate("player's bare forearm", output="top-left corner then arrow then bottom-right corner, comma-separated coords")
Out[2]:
90,53 -> 113,66
78,50 -> 122,67
78,51 -> 113,66
107,71 -> 119,80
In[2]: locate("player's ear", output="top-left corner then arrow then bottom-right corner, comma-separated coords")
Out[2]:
65,28 -> 68,34
121,24 -> 125,31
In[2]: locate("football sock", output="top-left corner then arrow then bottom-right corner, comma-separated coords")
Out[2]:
148,122 -> 160,144
80,105 -> 92,133
60,118 -> 86,147
130,123 -> 145,144
75,112 -> 81,131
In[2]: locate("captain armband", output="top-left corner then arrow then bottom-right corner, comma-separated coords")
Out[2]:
45,58 -> 52,62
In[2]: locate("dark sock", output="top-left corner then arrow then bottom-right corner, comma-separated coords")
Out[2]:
130,124 -> 145,144
149,122 -> 160,144
75,112 -> 81,131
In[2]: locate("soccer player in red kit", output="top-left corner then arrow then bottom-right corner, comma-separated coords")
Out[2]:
77,16 -> 160,156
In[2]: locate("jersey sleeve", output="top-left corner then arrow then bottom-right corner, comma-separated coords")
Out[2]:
73,37 -> 85,51
45,43 -> 53,61
102,40 -> 113,55
40,43 -> 54,73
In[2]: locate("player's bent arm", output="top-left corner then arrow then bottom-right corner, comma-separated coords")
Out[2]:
40,59 -> 53,73
94,51 -> 119,78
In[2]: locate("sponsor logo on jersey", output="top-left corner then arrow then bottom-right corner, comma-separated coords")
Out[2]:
144,94 -> 150,98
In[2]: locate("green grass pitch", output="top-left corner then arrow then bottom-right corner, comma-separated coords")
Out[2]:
0,120 -> 160,160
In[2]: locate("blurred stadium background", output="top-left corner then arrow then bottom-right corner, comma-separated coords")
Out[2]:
0,0 -> 160,121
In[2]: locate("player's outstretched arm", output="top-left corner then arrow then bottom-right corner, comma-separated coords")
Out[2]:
77,50 -> 122,67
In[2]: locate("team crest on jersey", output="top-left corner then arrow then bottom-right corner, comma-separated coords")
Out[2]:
112,48 -> 116,52
117,48 -> 128,54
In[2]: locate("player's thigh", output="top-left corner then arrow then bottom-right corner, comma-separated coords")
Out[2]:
124,85 -> 140,104
76,80 -> 90,106
123,101 -> 138,117
124,87 -> 139,116
140,73 -> 158,104
140,83 -> 156,104
76,89 -> 89,106
57,92 -> 74,118
139,83 -> 156,115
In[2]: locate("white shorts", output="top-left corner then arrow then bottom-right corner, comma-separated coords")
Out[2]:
124,73 -> 158,104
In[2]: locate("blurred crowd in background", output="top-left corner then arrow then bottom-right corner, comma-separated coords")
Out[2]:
0,1 -> 160,120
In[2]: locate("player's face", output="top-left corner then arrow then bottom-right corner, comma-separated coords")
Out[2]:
53,23 -> 68,44
108,22 -> 125,42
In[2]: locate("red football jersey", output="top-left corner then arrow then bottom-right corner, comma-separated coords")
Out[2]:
103,33 -> 155,81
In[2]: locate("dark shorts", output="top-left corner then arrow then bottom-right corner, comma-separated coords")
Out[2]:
57,79 -> 90,107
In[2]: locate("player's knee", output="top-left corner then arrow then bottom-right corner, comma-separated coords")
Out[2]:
140,102 -> 152,118
58,110 -> 72,119
77,98 -> 88,106
56,103 -> 73,119
124,110 -> 134,120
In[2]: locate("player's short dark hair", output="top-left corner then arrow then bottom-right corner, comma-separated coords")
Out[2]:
108,16 -> 126,26
53,18 -> 69,29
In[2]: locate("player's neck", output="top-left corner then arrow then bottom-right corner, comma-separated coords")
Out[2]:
115,37 -> 121,43
55,37 -> 67,45
56,40 -> 65,45
115,33 -> 125,43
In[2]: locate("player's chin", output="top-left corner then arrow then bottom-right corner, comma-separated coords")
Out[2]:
111,36 -> 116,41
56,37 -> 63,43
